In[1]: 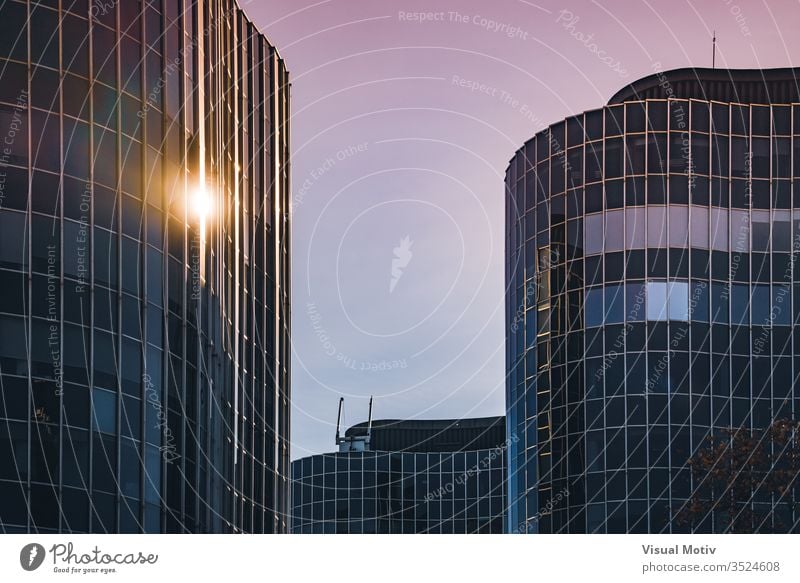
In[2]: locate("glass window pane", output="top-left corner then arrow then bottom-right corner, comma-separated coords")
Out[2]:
689,281 -> 709,322
120,439 -> 141,499
626,283 -> 646,322
0,3 -> 28,61
0,211 -> 28,270
668,281 -> 689,321
730,210 -> 749,253
604,138 -> 623,179
689,207 -> 709,249
584,213 -> 603,255
585,288 -> 603,327
772,285 -> 791,325
751,211 -> 770,252
92,389 -> 117,434
647,134 -> 667,174
647,206 -> 667,248
711,282 -> 729,323
625,208 -> 646,249
646,282 -> 667,321
751,285 -> 770,327
605,284 -> 625,324
731,284 -> 750,326
774,211 -> 791,252
668,207 -> 688,248
605,210 -> 624,252
710,208 -> 728,251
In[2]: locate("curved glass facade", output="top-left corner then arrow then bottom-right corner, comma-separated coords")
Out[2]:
0,0 -> 290,533
291,449 -> 506,534
506,82 -> 800,533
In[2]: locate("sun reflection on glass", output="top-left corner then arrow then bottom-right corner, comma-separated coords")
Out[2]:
191,185 -> 213,222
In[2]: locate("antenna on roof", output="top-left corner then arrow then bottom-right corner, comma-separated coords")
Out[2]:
712,30 -> 716,69
335,397 -> 344,446
366,396 -> 374,448
335,396 -> 374,452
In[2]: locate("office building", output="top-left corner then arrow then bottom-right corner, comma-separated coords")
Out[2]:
505,67 -> 800,533
0,0 -> 290,533
292,416 -> 506,533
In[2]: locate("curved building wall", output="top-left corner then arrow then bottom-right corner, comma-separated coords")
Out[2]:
291,450 -> 506,534
506,91 -> 800,533
0,0 -> 290,533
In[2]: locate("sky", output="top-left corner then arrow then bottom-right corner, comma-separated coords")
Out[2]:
236,0 -> 800,459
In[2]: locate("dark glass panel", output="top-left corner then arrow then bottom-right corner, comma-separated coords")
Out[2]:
0,60 -> 28,106
121,237 -> 141,294
30,170 -> 60,216
30,7 -> 59,69
93,228 -> 118,287
31,65 -> 60,111
626,102 -> 646,133
121,35 -> 143,97
64,118 -> 91,179
585,110 -> 602,140
669,132 -> 688,174
93,24 -> 118,88
93,127 -> 118,188
94,185 -> 118,231
625,134 -> 646,175
647,134 -> 667,174
62,16 -> 90,77
730,105 -> 748,135
690,133 -> 709,175
63,75 -> 91,122
711,103 -> 728,134
62,488 -> 90,532
647,101 -> 667,132
121,94 -> 144,140
31,110 -> 60,172
0,3 -> 28,62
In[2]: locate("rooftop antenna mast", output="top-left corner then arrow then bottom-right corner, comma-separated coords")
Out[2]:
712,30 -> 716,69
335,396 -> 374,451
335,397 -> 344,445
366,396 -> 374,448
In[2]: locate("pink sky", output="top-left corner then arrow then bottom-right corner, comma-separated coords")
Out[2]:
237,0 -> 800,457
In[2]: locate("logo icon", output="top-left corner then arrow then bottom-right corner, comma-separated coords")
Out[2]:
390,236 -> 413,293
20,543 -> 46,571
